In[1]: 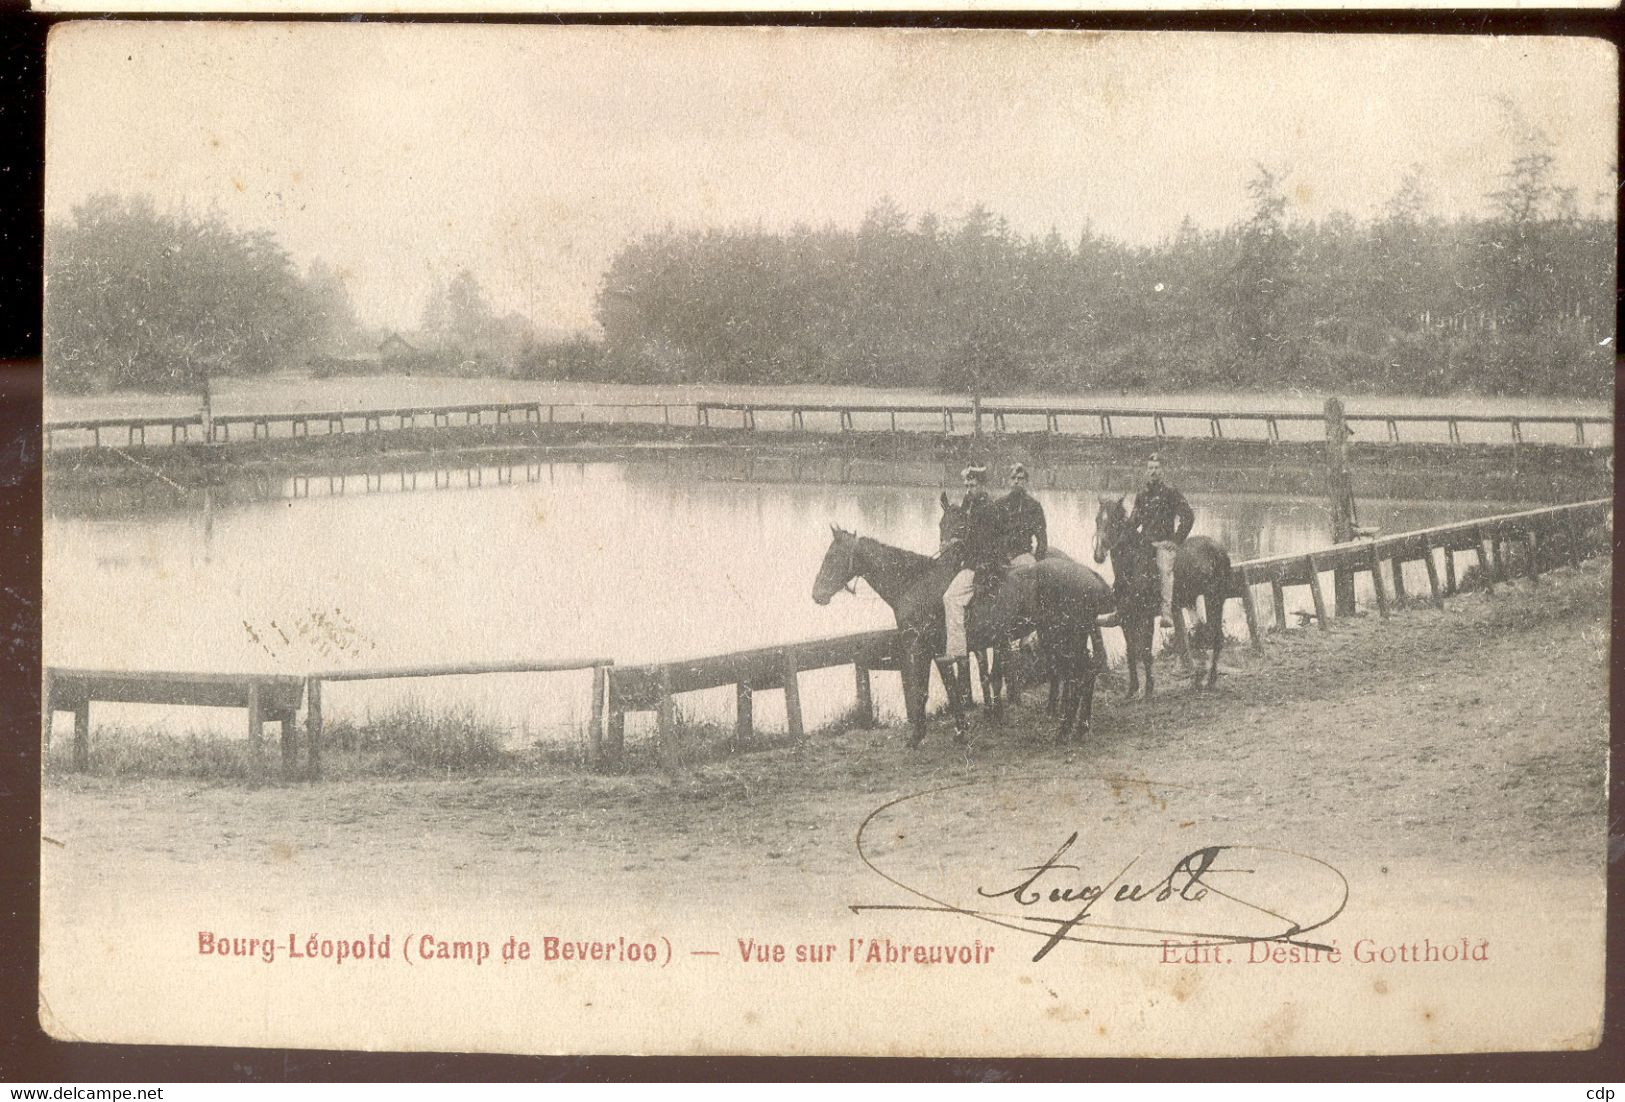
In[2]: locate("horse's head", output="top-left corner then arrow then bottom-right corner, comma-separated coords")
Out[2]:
812,525 -> 861,605
1092,496 -> 1128,564
937,491 -> 967,557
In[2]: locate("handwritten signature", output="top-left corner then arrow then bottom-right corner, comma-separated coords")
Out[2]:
851,783 -> 1348,962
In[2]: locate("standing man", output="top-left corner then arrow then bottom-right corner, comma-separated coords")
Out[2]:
1126,453 -> 1195,625
941,464 -> 1000,663
997,462 -> 1047,618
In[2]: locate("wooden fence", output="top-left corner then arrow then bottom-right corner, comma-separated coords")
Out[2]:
592,497 -> 1611,768
42,499 -> 1610,779
46,400 -> 1612,451
44,402 -> 692,450
45,657 -> 611,781
696,401 -> 1611,447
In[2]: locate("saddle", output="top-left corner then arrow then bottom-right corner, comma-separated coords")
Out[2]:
970,563 -> 1040,635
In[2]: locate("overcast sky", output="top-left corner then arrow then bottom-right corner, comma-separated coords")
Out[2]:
46,25 -> 1617,333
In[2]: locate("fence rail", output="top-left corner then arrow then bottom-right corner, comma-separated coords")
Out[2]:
44,402 -> 692,450
596,496 -> 1612,768
45,399 -> 1612,450
43,499 -> 1611,780
697,401 -> 1610,446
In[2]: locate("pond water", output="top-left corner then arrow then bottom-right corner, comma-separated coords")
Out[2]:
44,452 -> 1548,746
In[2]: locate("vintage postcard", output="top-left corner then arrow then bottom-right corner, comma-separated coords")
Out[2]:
39,23 -> 1614,1058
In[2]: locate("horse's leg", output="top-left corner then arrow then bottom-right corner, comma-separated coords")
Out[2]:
1206,592 -> 1224,689
1056,677 -> 1075,743
973,649 -> 993,711
1004,643 -> 1021,707
1141,615 -> 1156,699
936,658 -> 969,743
901,649 -> 927,748
1123,620 -> 1140,699
988,646 -> 1005,720
1077,647 -> 1097,740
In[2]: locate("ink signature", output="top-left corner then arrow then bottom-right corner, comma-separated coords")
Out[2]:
851,781 -> 1348,962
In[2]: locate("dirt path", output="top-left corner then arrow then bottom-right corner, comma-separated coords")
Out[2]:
43,558 -> 1609,917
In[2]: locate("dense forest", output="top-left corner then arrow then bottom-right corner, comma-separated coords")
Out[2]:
593,159 -> 1613,398
44,196 -> 538,392
45,145 -> 1615,398
45,195 -> 356,392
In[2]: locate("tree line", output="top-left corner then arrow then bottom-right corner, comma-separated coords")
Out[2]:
593,157 -> 1613,398
45,195 -> 361,392
44,143 -> 1614,399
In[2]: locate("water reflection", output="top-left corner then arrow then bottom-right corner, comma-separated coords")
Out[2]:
44,455 -> 1550,744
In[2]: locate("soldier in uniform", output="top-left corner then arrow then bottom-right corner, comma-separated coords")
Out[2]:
1126,453 -> 1195,624
996,462 -> 1047,618
940,464 -> 1001,662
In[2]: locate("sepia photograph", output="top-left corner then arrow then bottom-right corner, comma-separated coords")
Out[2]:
37,23 -> 1614,1058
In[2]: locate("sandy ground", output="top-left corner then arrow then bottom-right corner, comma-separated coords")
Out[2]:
38,558 -> 1611,1056
43,558 -> 1609,904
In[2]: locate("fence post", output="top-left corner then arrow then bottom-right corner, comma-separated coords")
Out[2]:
1305,556 -> 1330,630
589,666 -> 606,768
735,682 -> 753,744
854,664 -> 874,727
1239,567 -> 1264,652
73,700 -> 90,772
605,670 -> 626,768
656,666 -> 679,773
281,708 -> 299,779
1367,546 -> 1391,620
306,679 -> 323,780
1422,549 -> 1444,608
247,682 -> 264,777
1324,398 -> 1358,616
1473,527 -> 1495,594
781,649 -> 804,740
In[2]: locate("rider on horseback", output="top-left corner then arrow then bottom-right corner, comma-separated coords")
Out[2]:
941,464 -> 1002,662
996,462 -> 1047,622
1127,454 -> 1194,625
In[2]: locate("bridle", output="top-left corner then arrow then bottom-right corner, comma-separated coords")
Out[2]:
1095,505 -> 1132,558
837,532 -> 861,596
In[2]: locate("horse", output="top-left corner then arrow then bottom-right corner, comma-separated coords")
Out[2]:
1091,496 -> 1234,696
812,525 -> 1114,746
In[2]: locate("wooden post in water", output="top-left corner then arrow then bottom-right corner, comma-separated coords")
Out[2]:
1324,398 -> 1358,617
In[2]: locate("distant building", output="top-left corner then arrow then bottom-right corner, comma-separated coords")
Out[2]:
378,333 -> 417,363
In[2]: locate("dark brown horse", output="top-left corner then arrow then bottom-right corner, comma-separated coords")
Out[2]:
1092,496 -> 1234,695
812,525 -> 1113,746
